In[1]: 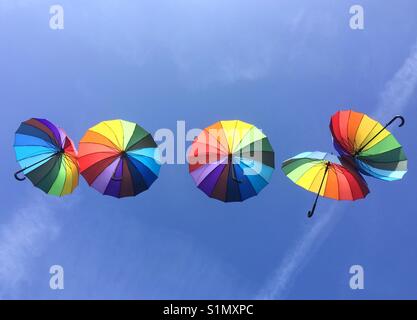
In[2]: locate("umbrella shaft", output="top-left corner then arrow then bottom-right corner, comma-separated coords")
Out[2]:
356,126 -> 386,154
228,154 -> 242,183
308,163 -> 330,218
16,151 -> 60,174
356,115 -> 404,155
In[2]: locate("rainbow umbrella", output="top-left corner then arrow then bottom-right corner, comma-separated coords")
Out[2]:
78,119 -> 160,198
188,120 -> 274,202
330,110 -> 407,181
282,152 -> 369,217
14,118 -> 79,196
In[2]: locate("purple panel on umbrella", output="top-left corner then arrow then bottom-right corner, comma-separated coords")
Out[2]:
37,118 -> 62,148
198,163 -> 227,196
92,157 -> 120,194
191,158 -> 227,185
104,158 -> 123,197
57,128 -> 67,147
190,165 -> 207,183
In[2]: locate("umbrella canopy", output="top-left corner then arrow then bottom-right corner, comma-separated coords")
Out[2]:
188,120 -> 274,202
78,119 -> 160,198
282,152 -> 369,217
330,110 -> 407,181
14,118 -> 79,196
282,152 -> 369,200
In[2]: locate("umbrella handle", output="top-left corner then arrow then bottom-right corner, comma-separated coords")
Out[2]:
386,115 -> 405,128
307,162 -> 330,218
13,151 -> 60,182
308,202 -> 317,218
111,153 -> 125,181
111,172 -> 123,181
14,169 -> 26,181
229,154 -> 242,183
308,190 -> 321,218
355,115 -> 405,155
231,164 -> 242,183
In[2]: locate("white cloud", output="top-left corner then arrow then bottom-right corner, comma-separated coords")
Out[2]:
0,196 -> 70,298
375,43 -> 417,119
0,1 -> 343,88
258,39 -> 417,300
54,1 -> 321,88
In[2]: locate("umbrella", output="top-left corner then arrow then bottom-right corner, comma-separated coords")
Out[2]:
282,152 -> 369,217
188,120 -> 274,202
78,119 -> 160,198
283,110 -> 407,218
14,118 -> 79,196
330,110 -> 407,181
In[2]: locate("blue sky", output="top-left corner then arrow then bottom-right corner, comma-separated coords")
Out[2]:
0,0 -> 416,299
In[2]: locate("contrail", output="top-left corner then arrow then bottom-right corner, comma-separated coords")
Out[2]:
258,41 -> 417,300
257,204 -> 340,299
375,43 -> 417,119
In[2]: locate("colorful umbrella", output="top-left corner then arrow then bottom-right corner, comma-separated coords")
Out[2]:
78,119 -> 160,198
283,110 -> 407,218
330,110 -> 407,181
188,120 -> 274,202
14,118 -> 79,196
282,152 -> 369,217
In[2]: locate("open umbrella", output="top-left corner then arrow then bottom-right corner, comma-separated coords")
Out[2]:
283,110 -> 407,218
78,119 -> 160,198
14,118 -> 79,196
188,120 -> 274,202
330,110 -> 407,181
282,152 -> 369,217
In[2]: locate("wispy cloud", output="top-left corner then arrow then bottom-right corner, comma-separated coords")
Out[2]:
0,195 -> 76,298
257,204 -> 340,299
258,39 -> 417,300
375,43 -> 417,119
1,1 -> 341,88
52,1 -> 321,88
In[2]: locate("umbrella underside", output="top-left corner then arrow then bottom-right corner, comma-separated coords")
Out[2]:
14,118 -> 79,196
330,110 -> 407,181
189,120 -> 275,202
78,120 -> 160,198
282,152 -> 369,201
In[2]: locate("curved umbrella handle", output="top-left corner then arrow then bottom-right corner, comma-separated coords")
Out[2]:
307,162 -> 330,218
230,164 -> 242,183
307,203 -> 317,218
307,190 -> 320,218
228,154 -> 242,183
13,152 -> 60,182
14,169 -> 26,181
386,115 -> 405,128
111,172 -> 123,181
231,169 -> 242,183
